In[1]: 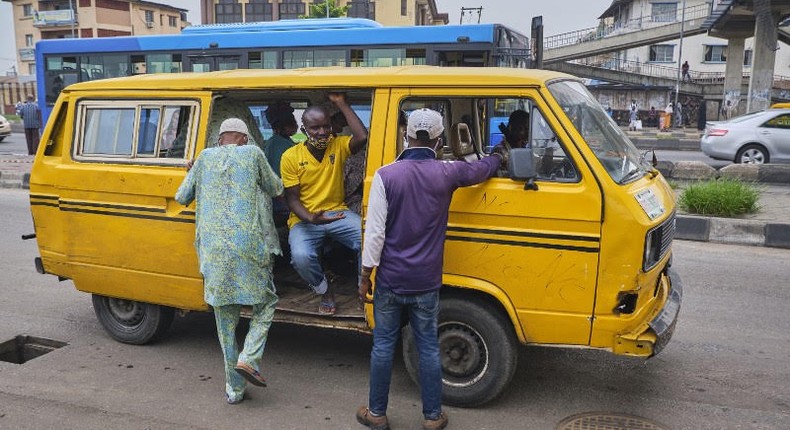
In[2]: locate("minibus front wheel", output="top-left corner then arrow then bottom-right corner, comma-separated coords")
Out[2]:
92,295 -> 175,345
402,296 -> 518,407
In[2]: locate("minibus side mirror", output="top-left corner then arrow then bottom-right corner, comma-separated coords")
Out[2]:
508,148 -> 538,191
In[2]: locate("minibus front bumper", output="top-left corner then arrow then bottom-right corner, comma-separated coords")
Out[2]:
647,268 -> 683,356
613,268 -> 682,357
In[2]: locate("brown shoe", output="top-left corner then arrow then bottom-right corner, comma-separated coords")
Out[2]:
356,406 -> 389,430
422,412 -> 448,430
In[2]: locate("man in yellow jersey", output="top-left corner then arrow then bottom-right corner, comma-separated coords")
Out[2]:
280,93 -> 368,315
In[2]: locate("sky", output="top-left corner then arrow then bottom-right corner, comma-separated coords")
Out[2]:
0,0 -> 613,75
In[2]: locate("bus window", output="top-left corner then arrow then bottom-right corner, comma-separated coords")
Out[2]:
147,54 -> 183,74
436,51 -> 488,67
249,51 -> 277,69
45,56 -> 79,105
350,48 -> 426,67
283,50 -> 345,68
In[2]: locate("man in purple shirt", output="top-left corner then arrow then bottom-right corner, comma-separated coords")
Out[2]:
356,109 -> 503,430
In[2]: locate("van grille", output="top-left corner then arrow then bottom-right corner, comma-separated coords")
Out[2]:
643,212 -> 675,271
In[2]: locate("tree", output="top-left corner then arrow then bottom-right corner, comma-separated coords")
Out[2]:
301,0 -> 349,19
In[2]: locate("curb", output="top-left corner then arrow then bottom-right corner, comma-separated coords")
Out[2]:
2,160 -> 788,249
676,215 -> 790,249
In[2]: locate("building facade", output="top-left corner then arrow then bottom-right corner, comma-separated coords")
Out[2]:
198,0 -> 448,27
4,0 -> 189,76
598,0 -> 790,77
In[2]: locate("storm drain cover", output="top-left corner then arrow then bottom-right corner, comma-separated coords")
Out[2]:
0,335 -> 68,364
556,412 -> 669,430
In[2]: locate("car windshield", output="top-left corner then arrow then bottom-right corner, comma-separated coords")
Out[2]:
547,80 -> 647,184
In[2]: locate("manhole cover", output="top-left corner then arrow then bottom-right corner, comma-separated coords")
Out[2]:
0,335 -> 68,364
556,412 -> 669,430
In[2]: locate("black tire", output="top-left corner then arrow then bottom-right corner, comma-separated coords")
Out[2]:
92,294 -> 175,345
736,144 -> 769,164
402,296 -> 518,407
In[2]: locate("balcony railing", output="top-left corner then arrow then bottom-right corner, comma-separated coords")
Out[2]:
544,3 -> 710,50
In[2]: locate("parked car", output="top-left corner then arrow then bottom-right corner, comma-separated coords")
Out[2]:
701,109 -> 790,164
0,114 -> 11,142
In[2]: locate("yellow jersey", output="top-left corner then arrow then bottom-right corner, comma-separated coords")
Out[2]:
280,135 -> 352,228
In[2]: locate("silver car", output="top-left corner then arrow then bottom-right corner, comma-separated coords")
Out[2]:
0,114 -> 10,142
701,109 -> 790,164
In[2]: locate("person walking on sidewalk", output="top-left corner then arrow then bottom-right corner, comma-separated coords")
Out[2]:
19,95 -> 41,155
355,108 -> 504,430
175,118 -> 284,405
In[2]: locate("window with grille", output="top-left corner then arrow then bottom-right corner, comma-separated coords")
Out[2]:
246,0 -> 273,21
704,45 -> 727,63
348,1 -> 375,19
649,45 -> 674,62
279,0 -> 305,20
651,3 -> 677,23
216,1 -> 242,23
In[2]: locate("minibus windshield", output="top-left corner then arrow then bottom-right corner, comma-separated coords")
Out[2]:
548,80 -> 647,184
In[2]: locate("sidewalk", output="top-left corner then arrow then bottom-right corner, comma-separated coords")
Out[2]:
1,152 -> 788,249
624,126 -> 703,151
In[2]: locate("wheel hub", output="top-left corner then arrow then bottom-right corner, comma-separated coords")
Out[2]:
439,325 -> 484,377
107,299 -> 145,325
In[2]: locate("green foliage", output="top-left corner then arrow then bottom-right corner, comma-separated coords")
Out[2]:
301,0 -> 349,18
678,178 -> 761,217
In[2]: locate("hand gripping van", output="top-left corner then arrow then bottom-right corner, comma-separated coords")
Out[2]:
29,66 -> 682,407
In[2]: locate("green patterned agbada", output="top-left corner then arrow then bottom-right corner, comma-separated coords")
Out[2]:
175,144 -> 284,306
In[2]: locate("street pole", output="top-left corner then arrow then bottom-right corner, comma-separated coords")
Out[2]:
326,0 -> 330,18
673,0 -> 686,127
69,0 -> 76,38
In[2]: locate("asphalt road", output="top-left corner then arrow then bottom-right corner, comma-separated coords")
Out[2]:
1,188 -> 789,429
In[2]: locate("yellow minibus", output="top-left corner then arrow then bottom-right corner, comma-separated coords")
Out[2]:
29,66 -> 681,407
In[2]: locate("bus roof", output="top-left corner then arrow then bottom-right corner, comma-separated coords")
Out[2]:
36,21 -> 515,55
182,18 -> 383,34
63,66 -> 573,92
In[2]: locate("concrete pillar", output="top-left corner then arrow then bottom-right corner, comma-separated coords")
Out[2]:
722,37 -> 745,119
747,0 -> 780,113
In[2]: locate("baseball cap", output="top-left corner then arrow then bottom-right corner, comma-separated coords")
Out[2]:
407,109 -> 444,142
219,118 -> 250,136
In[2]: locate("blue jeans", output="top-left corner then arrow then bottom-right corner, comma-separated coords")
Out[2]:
288,210 -> 361,293
369,287 -> 442,420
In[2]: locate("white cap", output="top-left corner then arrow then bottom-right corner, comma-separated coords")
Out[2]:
407,109 -> 444,141
219,118 -> 250,136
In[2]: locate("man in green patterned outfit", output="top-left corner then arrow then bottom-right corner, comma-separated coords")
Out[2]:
176,118 -> 284,404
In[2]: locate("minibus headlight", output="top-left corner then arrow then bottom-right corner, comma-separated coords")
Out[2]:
643,213 -> 675,271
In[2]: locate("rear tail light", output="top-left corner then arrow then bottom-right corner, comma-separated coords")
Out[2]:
706,128 -> 728,137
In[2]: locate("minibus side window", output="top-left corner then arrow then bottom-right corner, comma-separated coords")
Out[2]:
399,96 -> 579,182
77,101 -> 197,161
83,108 -> 135,155
138,108 -> 161,156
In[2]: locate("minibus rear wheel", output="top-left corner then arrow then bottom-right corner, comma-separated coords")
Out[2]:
92,295 -> 175,345
402,296 -> 518,407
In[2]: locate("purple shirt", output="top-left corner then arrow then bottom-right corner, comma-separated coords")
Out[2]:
362,147 -> 501,294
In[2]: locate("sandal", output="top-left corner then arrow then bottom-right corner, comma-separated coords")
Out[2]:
318,300 -> 337,316
234,362 -> 267,387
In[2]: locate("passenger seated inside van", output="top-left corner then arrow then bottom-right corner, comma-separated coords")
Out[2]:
280,93 -> 368,316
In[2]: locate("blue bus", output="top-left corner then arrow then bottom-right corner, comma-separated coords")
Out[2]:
36,18 -> 532,124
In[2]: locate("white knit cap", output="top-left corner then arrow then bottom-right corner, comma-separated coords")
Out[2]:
407,109 -> 444,141
219,118 -> 250,136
